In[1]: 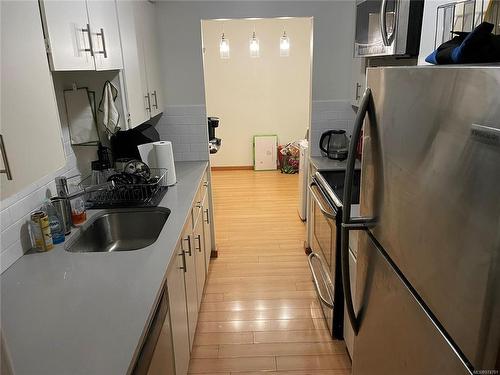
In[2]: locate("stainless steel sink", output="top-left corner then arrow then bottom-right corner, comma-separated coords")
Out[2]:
65,208 -> 171,253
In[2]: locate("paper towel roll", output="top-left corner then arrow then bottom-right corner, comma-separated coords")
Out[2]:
137,142 -> 156,168
154,141 -> 177,186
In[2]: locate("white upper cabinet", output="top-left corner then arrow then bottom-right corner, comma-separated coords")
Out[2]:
351,57 -> 366,108
86,0 -> 123,70
40,0 -> 122,71
116,0 -> 163,128
1,0 -> 65,199
39,0 -> 95,71
116,1 -> 150,127
142,0 -> 163,117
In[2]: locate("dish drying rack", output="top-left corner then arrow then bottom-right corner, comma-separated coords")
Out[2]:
80,168 -> 168,209
435,0 -> 500,49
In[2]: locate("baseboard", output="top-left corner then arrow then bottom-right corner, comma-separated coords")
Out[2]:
211,166 -> 254,171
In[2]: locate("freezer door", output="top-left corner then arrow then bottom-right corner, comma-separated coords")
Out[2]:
353,231 -> 471,375
361,66 -> 500,370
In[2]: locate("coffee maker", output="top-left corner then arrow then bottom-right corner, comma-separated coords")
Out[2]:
208,117 -> 222,154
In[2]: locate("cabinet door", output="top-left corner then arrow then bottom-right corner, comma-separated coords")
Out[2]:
1,0 -> 66,199
202,193 -> 212,274
86,0 -> 123,71
351,57 -> 366,107
181,219 -> 198,351
193,213 -> 206,308
39,0 -> 95,71
115,0 -> 150,128
166,241 -> 190,375
142,0 -> 163,117
343,248 -> 357,358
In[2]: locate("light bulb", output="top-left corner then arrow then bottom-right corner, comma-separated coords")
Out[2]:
219,34 -> 230,59
249,32 -> 259,58
280,32 -> 290,57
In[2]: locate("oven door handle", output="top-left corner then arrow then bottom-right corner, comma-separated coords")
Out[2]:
307,252 -> 334,309
308,183 -> 336,220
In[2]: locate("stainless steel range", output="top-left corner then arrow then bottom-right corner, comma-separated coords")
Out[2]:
307,168 -> 360,339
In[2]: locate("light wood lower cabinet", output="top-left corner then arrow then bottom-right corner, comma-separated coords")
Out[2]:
166,239 -> 191,375
166,167 -> 213,374
202,192 -> 212,274
193,211 -> 206,309
180,215 -> 198,352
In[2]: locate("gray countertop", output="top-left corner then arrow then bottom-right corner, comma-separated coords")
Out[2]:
0,161 -> 208,375
309,156 -> 361,171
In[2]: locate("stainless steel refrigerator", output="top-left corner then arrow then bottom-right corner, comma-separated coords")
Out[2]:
341,66 -> 500,374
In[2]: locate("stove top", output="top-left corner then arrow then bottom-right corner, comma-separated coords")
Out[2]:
318,170 -> 361,207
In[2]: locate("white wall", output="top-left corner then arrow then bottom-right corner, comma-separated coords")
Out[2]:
202,17 -> 312,166
1,71 -> 123,273
156,1 -> 356,105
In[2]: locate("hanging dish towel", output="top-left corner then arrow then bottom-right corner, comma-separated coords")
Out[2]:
99,81 -> 120,138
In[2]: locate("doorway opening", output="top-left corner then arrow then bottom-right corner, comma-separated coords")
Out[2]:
201,17 -> 313,169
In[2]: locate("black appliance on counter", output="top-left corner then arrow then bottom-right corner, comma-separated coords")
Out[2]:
110,123 -> 160,160
208,117 -> 222,154
319,130 -> 349,160
308,169 -> 361,339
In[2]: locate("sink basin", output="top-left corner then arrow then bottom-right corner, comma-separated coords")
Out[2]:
65,208 -> 171,253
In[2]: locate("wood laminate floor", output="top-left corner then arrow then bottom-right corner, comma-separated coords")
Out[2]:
188,170 -> 351,375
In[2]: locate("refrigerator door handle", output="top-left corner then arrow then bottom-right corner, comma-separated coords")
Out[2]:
341,88 -> 374,335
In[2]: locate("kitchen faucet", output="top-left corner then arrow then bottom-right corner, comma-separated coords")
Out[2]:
55,176 -> 115,201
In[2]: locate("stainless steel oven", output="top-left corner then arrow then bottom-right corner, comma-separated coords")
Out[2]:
308,170 -> 361,340
308,172 -> 345,339
354,0 -> 424,57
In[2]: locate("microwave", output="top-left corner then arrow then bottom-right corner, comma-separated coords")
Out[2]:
354,0 -> 424,57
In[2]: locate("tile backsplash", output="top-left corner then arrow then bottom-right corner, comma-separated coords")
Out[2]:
310,100 -> 355,157
156,105 -> 209,162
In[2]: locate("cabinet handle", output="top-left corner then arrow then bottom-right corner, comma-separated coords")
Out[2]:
95,28 -> 108,58
152,90 -> 158,109
179,250 -> 187,273
0,135 -> 13,180
204,208 -> 210,224
196,201 -> 202,209
355,83 -> 361,100
183,236 -> 192,256
203,181 -> 208,187
82,24 -> 94,57
196,234 -> 202,252
145,93 -> 151,111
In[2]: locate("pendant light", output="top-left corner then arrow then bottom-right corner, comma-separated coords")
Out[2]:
249,31 -> 260,58
219,32 -> 230,59
280,30 -> 290,57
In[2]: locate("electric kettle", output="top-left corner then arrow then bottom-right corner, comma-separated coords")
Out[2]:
319,130 -> 349,160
